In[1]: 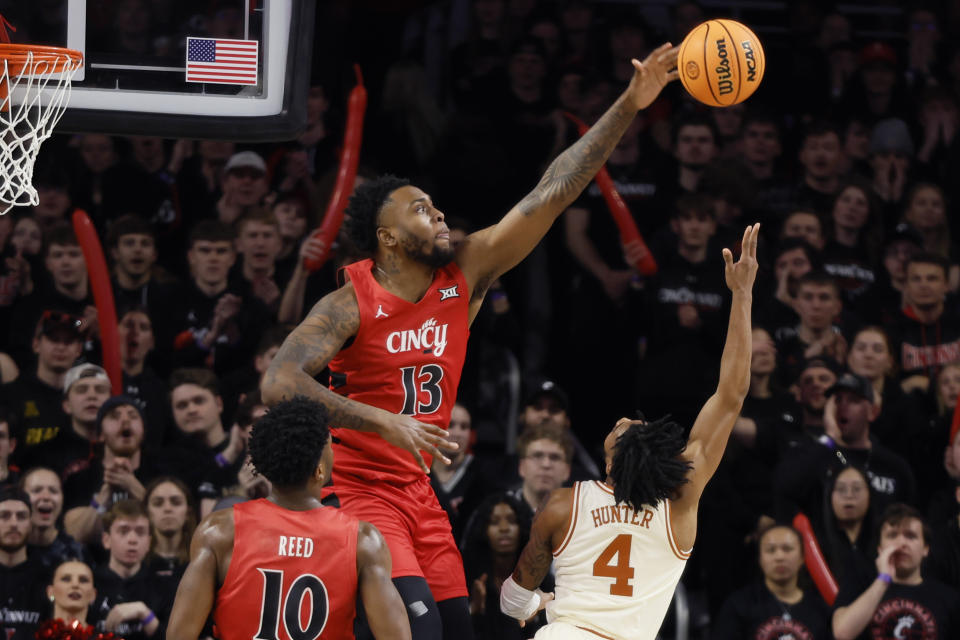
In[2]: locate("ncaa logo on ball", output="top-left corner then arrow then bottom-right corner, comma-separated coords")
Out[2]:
685,61 -> 699,80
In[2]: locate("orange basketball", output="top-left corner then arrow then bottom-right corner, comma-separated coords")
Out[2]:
677,19 -> 765,107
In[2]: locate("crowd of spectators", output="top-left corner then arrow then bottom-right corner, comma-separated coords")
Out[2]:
0,0 -> 960,638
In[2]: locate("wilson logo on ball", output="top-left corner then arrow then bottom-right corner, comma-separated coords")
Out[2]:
678,18 -> 765,107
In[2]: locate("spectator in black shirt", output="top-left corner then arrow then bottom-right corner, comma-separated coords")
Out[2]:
118,307 -> 170,448
833,503 -> 960,640
20,363 -> 111,476
8,225 -> 97,367
93,500 -> 167,640
142,476 -> 195,581
169,221 -> 271,376
21,467 -> 87,572
893,253 -> 960,393
774,271 -> 848,387
792,121 -> 845,218
711,524 -> 832,640
775,372 -> 915,529
820,465 -> 877,587
167,368 -> 243,498
0,409 -> 18,488
231,209 -> 287,315
63,395 -> 162,545
431,402 -> 479,541
2,312 -> 83,457
0,488 -> 48,640
214,151 -> 270,227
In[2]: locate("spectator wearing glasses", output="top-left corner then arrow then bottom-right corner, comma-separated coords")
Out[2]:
2,314 -> 84,464
507,421 -> 573,523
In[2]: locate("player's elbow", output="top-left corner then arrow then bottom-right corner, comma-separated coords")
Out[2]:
260,365 -> 292,405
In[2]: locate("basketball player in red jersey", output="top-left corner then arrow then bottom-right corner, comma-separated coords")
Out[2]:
261,44 -> 681,640
166,397 -> 410,640
500,224 -> 759,640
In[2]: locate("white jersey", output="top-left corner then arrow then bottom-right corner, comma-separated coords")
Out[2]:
545,481 -> 690,640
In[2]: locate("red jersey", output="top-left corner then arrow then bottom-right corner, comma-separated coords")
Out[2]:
327,258 -> 470,484
213,499 -> 359,640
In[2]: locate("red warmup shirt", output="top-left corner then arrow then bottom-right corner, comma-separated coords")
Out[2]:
213,499 -> 359,640
327,258 -> 470,485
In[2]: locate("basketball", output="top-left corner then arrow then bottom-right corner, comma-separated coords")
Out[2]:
677,19 -> 765,107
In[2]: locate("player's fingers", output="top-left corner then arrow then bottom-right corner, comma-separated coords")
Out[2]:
631,58 -> 642,72
421,439 -> 452,465
722,248 -> 733,267
665,69 -> 679,82
420,423 -> 450,438
412,449 -> 430,474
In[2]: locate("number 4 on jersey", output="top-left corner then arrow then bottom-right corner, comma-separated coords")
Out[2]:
592,534 -> 634,596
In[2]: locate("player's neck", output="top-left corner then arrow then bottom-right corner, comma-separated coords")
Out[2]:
269,489 -> 323,512
373,258 -> 435,303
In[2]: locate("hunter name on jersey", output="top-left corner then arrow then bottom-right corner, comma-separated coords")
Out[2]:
589,504 -> 655,529
386,317 -> 449,356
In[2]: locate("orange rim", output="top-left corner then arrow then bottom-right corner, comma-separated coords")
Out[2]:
0,44 -> 83,75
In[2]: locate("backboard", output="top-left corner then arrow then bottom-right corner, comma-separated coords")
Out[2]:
0,0 -> 315,141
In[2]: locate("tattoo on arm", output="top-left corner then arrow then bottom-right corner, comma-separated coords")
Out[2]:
514,522 -> 554,588
262,289 -> 375,431
516,97 -> 636,217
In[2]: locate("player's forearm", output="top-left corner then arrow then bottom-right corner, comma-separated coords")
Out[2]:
832,580 -> 889,640
261,364 -> 384,432
715,290 -> 752,405
515,94 -> 636,219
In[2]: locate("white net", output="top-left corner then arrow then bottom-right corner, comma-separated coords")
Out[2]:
0,48 -> 82,215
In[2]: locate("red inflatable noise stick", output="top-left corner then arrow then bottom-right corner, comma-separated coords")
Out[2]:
793,512 -> 839,606
562,112 -> 657,276
71,209 -> 122,396
304,64 -> 367,272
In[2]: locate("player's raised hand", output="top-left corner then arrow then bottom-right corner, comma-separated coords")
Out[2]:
376,412 -> 458,474
722,223 -> 760,294
626,43 -> 679,111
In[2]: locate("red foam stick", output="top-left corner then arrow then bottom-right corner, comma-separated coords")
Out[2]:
793,512 -> 838,605
304,64 -> 367,271
562,112 -> 657,276
72,209 -> 122,395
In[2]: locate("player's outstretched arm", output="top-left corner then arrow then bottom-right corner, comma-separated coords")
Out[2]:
356,522 -> 412,640
167,509 -> 234,640
457,45 -> 679,300
261,286 -> 454,473
677,224 -> 759,506
501,488 -> 569,622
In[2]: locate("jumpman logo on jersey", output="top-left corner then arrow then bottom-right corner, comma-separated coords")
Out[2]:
375,305 -> 389,318
439,285 -> 459,300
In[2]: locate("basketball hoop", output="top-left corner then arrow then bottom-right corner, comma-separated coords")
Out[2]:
0,42 -> 83,214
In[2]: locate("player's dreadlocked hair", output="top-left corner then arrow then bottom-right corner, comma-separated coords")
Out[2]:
611,416 -> 692,512
248,396 -> 331,488
343,174 -> 411,253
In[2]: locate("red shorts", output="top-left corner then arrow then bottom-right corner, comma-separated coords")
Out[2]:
325,474 -> 467,601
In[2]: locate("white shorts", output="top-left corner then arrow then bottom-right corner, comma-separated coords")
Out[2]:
535,621 -> 614,640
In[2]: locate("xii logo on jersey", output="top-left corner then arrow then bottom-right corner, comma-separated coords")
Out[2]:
386,317 -> 449,356
438,285 -> 459,300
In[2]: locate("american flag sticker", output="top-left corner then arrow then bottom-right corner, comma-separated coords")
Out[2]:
185,37 -> 259,85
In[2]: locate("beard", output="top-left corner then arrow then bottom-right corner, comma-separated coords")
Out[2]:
0,534 -> 26,554
401,233 -> 455,268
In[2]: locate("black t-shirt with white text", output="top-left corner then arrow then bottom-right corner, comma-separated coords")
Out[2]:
834,577 -> 960,639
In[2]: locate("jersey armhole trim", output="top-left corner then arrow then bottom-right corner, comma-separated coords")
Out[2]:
665,499 -> 692,560
552,482 -> 581,557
